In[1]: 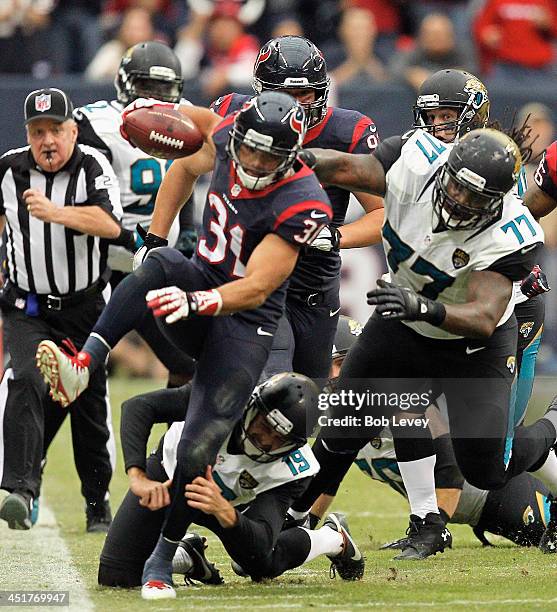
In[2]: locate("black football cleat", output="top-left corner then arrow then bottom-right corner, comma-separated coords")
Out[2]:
174,533 -> 224,585
86,500 -> 112,533
395,513 -> 452,560
380,535 -> 410,550
539,497 -> 557,553
323,513 -> 365,580
0,491 -> 33,530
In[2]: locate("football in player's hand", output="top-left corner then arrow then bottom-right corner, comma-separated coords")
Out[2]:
122,106 -> 204,159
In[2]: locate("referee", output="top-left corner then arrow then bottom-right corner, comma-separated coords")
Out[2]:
0,88 -> 122,532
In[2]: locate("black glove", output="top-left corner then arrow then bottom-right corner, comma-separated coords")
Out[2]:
520,264 -> 550,298
310,224 -> 341,252
133,225 -> 168,270
298,149 -> 317,169
174,226 -> 198,259
367,279 -> 446,326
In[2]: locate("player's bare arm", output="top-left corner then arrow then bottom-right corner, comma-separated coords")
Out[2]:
309,148 -> 387,196
524,183 -> 556,220
146,233 -> 300,320
23,189 -> 120,238
338,192 -> 384,248
149,106 -> 221,238
441,270 -> 512,338
368,270 -> 512,340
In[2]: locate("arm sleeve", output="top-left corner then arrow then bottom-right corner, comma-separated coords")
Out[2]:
348,117 -> 380,154
120,385 -> 192,472
210,93 -> 236,118
373,135 -> 405,174
215,477 -> 310,567
273,199 -> 332,246
533,141 -> 557,200
82,147 -> 122,220
486,243 -> 544,281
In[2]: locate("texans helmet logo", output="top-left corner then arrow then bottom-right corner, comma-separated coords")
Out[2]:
255,45 -> 272,69
289,107 -> 305,136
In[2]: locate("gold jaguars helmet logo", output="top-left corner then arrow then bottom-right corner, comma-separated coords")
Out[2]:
348,319 -> 363,337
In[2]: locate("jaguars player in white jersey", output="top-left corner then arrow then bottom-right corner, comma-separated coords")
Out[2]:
303,316 -> 553,551
75,41 -> 195,384
290,126 -> 557,560
97,373 -> 365,598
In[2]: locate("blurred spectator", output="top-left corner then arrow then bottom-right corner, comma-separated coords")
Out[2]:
0,0 -> 56,76
85,8 -> 155,81
346,0 -> 402,64
405,1 -> 471,40
49,1 -> 103,74
175,1 -> 259,98
473,0 -> 557,85
389,13 -> 472,91
270,16 -> 304,39
102,0 -> 187,44
328,7 -> 388,86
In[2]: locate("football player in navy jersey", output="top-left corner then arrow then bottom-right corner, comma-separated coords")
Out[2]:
36,90 -> 332,598
97,372 -> 364,594
212,36 -> 384,381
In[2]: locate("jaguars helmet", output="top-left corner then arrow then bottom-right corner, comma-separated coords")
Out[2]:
115,41 -> 183,106
413,69 -> 490,141
433,128 -> 521,231
253,36 -> 330,128
332,315 -> 364,360
236,373 -> 319,463
228,91 -> 306,190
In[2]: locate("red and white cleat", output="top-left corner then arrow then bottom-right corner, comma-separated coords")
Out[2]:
35,339 -> 90,408
141,580 -> 176,600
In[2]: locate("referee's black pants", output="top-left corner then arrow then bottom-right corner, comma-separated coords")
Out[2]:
0,295 -> 113,504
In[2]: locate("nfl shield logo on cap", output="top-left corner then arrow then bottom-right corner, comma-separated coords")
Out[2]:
35,93 -> 52,113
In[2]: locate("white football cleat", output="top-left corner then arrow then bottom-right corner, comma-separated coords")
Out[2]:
141,580 -> 176,600
35,339 -> 90,408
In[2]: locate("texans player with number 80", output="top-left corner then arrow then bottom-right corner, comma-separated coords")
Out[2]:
35,90 -> 332,598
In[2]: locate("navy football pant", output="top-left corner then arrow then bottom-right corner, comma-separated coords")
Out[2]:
262,281 -> 340,382
91,248 -> 273,540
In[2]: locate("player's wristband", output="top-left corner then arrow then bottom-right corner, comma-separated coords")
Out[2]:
187,289 -> 223,316
418,298 -> 446,327
143,231 -> 168,249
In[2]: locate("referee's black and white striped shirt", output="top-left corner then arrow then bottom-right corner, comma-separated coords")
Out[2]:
0,144 -> 122,295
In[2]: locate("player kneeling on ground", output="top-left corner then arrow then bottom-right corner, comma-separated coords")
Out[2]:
98,373 -> 365,599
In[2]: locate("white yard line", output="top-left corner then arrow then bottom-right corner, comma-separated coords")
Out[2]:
0,496 -> 94,612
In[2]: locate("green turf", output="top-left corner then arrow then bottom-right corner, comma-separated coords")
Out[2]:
8,376 -> 557,610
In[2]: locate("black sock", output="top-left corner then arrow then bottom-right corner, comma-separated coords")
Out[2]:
291,438 -> 357,512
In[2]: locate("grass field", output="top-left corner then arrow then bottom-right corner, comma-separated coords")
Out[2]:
3,376 -> 557,611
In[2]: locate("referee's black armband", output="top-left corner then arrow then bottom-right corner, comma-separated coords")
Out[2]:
111,228 -> 136,251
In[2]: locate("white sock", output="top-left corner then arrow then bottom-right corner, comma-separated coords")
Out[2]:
171,546 -> 193,575
397,454 -> 438,518
530,449 -> 557,497
302,526 -> 343,564
287,509 -> 308,521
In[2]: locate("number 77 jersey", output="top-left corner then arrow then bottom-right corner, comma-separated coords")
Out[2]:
380,129 -> 544,340
194,114 -> 332,324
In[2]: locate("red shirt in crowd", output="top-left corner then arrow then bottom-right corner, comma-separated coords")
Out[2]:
473,0 -> 557,70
